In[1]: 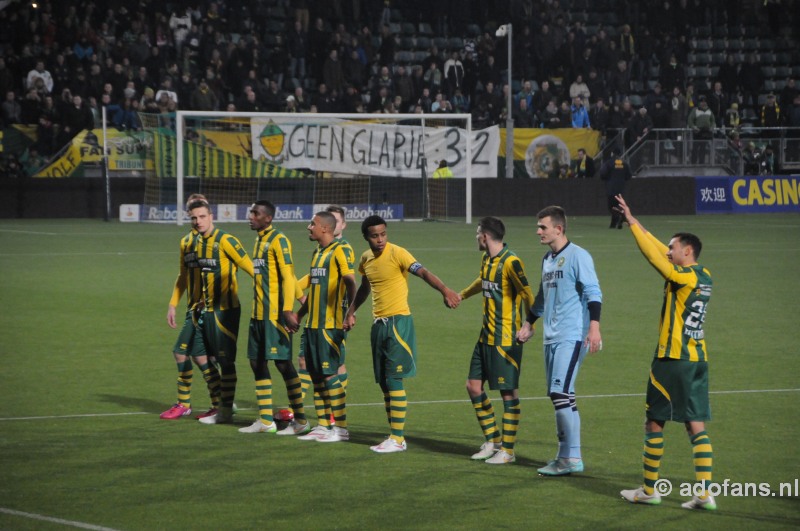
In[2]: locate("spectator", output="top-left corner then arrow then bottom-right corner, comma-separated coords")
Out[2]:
263,80 -> 285,112
451,87 -> 469,114
608,60 -> 631,104
669,86 -> 689,129
688,96 -> 715,164
571,96 -> 591,128
308,17 -> 330,81
322,49 -> 346,95
629,106 -> 654,144
585,68 -> 608,104
571,148 -> 596,178
343,48 -> 367,92
707,81 -> 729,128
761,93 -> 782,137
20,87 -> 42,124
590,97 -> 610,136
659,54 -> 685,94
61,94 -> 94,140
269,33 -> 289,91
724,102 -> 741,137
393,65 -> 413,111
443,50 -> 465,99
514,98 -> 535,128
533,79 -> 555,114
169,8 -> 193,56
779,78 -> 798,115
26,60 -> 54,94
541,99 -> 562,128
423,61 -> 443,95
1,90 -> 22,124
569,73 -> 590,101
286,20 -> 308,81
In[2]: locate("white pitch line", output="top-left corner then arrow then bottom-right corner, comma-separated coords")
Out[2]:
0,229 -> 58,235
0,507 -> 121,531
0,388 -> 797,421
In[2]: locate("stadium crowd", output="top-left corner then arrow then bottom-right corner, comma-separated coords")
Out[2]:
0,0 -> 798,176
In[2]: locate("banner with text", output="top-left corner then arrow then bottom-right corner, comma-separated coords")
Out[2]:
696,176 -> 800,213
120,203 -> 404,222
250,117 -> 500,178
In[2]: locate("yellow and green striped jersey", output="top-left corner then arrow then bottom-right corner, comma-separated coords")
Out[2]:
632,225 -> 712,362
195,227 -> 254,312
251,225 -> 296,321
461,244 -> 535,346
358,242 -> 416,318
169,229 -> 203,310
304,240 -> 354,329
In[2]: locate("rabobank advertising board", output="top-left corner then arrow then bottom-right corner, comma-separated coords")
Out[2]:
120,203 -> 404,222
696,176 -> 800,213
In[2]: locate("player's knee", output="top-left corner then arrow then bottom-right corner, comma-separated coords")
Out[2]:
548,392 -> 570,410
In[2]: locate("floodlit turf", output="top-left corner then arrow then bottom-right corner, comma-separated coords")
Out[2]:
0,214 -> 798,530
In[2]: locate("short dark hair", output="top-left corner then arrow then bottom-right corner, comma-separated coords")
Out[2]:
187,199 -> 210,212
537,205 -> 567,231
361,215 -> 386,239
672,232 -> 703,259
253,199 -> 275,217
314,211 -> 336,230
325,204 -> 346,221
478,216 -> 505,241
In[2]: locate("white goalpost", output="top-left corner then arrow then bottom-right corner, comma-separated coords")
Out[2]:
153,111 -> 491,225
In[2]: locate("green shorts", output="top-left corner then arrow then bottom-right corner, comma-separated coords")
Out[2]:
302,328 -> 345,376
172,310 -> 207,357
646,358 -> 711,423
248,318 -> 293,361
201,307 -> 240,362
468,342 -> 522,390
370,314 -> 417,383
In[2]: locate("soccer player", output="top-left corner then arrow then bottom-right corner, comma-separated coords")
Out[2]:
189,200 -> 255,426
239,200 -> 309,435
459,217 -> 535,464
615,195 -> 717,511
293,211 -> 356,442
160,194 -> 222,420
343,215 -> 461,453
297,205 -> 354,408
517,205 -> 603,475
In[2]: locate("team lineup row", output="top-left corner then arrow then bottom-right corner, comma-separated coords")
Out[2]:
161,194 -> 717,510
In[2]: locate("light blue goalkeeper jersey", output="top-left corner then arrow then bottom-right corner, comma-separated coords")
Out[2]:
531,241 -> 602,344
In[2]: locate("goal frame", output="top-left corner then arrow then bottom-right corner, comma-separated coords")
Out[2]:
173,111 -> 473,225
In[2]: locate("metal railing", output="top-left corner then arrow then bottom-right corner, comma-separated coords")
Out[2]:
596,127 -> 800,176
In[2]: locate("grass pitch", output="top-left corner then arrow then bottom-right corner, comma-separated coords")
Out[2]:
1,214 -> 798,530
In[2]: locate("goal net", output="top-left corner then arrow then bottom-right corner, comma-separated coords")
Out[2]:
138,111 -> 499,224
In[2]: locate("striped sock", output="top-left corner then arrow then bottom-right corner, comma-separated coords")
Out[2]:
219,364 -> 237,410
386,378 -> 407,443
199,361 -> 221,408
691,431 -> 714,498
501,398 -> 520,454
471,393 -> 500,443
298,368 -> 312,402
283,375 -> 306,424
255,378 -> 273,424
176,359 -> 192,407
643,432 -> 665,496
325,375 -> 347,429
313,381 -> 331,428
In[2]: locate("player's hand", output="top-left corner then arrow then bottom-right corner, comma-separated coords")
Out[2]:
516,322 -> 535,343
585,327 -> 602,354
614,194 -> 632,225
283,311 -> 299,333
343,313 -> 356,331
443,288 -> 461,309
167,305 -> 178,329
